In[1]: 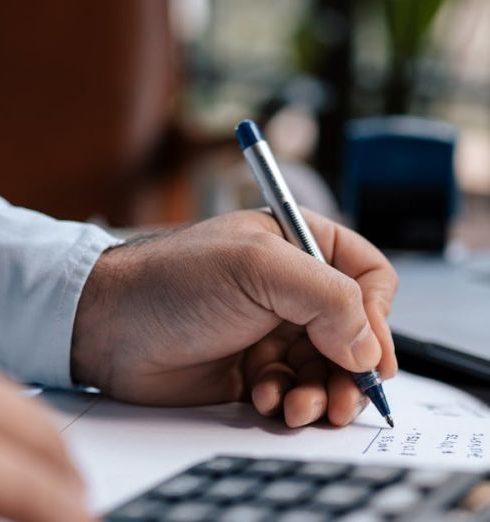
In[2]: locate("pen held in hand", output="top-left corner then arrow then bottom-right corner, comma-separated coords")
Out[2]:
235,119 -> 394,428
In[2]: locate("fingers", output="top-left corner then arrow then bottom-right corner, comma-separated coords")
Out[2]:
300,208 -> 399,311
251,363 -> 295,416
0,377 -> 93,521
364,302 -> 397,379
0,377 -> 82,488
283,359 -> 329,428
240,208 -> 398,378
247,330 -> 371,428
300,208 -> 399,378
248,332 -> 330,428
0,433 -> 93,522
246,324 -> 301,416
327,369 -> 369,427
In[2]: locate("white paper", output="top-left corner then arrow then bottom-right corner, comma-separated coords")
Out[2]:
39,371 -> 490,514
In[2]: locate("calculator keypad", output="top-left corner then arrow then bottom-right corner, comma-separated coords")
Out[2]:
106,455 -> 487,521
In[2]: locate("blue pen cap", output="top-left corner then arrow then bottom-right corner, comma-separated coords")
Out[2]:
235,119 -> 263,150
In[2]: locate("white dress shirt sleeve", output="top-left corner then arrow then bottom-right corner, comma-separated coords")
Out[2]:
0,197 -> 123,388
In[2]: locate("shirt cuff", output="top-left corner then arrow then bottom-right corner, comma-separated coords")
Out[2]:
51,226 -> 124,389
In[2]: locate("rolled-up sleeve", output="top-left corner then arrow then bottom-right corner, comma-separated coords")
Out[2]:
0,197 -> 123,388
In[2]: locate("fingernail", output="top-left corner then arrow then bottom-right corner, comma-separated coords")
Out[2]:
351,323 -> 382,370
252,385 -> 280,416
287,400 -> 324,428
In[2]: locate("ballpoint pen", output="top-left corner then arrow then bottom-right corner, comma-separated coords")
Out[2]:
235,119 -> 394,428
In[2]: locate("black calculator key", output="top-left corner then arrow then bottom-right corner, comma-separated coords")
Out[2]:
152,474 -> 210,499
259,479 -> 314,504
192,456 -> 249,475
297,462 -> 350,481
207,477 -> 258,500
406,469 -> 452,489
349,465 -> 404,486
163,500 -> 218,521
108,497 -> 164,521
217,503 -> 274,522
314,482 -> 370,511
275,507 -> 332,521
336,511 -> 384,522
370,484 -> 422,516
245,458 -> 298,477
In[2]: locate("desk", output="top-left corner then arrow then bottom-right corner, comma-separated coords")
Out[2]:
46,376 -> 490,515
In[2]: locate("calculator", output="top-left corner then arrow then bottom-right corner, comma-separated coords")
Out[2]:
105,455 -> 490,521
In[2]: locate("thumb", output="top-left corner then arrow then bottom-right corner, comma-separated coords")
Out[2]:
239,234 -> 382,372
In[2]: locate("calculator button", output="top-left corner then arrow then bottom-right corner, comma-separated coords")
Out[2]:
370,484 -> 422,516
297,462 -> 350,481
245,459 -> 298,476
336,511 -> 383,522
153,474 -> 209,499
109,497 -> 164,520
192,456 -> 249,475
350,465 -> 404,486
259,479 -> 314,504
407,469 -> 451,489
207,477 -> 258,500
314,483 -> 370,511
275,507 -> 332,521
218,503 -> 274,522
164,501 -> 217,521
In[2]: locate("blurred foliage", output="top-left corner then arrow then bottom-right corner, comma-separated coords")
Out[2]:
382,0 -> 447,113
383,0 -> 446,59
292,3 -> 331,73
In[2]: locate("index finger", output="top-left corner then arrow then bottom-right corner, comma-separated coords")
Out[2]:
301,208 -> 399,378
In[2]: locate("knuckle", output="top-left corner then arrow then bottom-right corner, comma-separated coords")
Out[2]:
337,277 -> 363,312
237,233 -> 277,267
226,233 -> 278,302
390,266 -> 400,291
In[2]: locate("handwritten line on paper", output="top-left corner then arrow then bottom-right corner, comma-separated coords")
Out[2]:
360,425 -> 488,464
362,428 -> 383,455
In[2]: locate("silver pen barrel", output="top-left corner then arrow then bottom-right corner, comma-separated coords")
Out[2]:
244,141 -> 326,262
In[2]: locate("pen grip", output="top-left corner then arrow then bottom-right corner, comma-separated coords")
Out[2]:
352,371 -> 382,393
282,201 -> 324,260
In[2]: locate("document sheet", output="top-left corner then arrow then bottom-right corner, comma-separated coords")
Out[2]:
40,371 -> 490,513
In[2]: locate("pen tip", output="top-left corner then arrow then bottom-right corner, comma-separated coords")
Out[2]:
385,415 -> 394,428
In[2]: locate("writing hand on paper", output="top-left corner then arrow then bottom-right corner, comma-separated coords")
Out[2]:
72,209 -> 398,428
0,376 -> 94,522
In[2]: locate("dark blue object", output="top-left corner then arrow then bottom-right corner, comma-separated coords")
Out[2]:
343,117 -> 458,251
235,119 -> 263,150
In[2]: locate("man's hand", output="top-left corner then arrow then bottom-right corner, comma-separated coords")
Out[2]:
0,376 -> 93,522
72,209 -> 398,428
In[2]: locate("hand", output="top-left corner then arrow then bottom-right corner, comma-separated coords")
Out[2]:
72,209 -> 398,427
0,376 -> 94,522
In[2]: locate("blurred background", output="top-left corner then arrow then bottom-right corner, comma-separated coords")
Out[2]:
1,0 -> 489,251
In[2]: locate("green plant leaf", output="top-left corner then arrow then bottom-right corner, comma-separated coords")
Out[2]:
383,0 -> 446,59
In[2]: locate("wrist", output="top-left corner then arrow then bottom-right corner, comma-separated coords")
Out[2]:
71,245 -> 122,390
